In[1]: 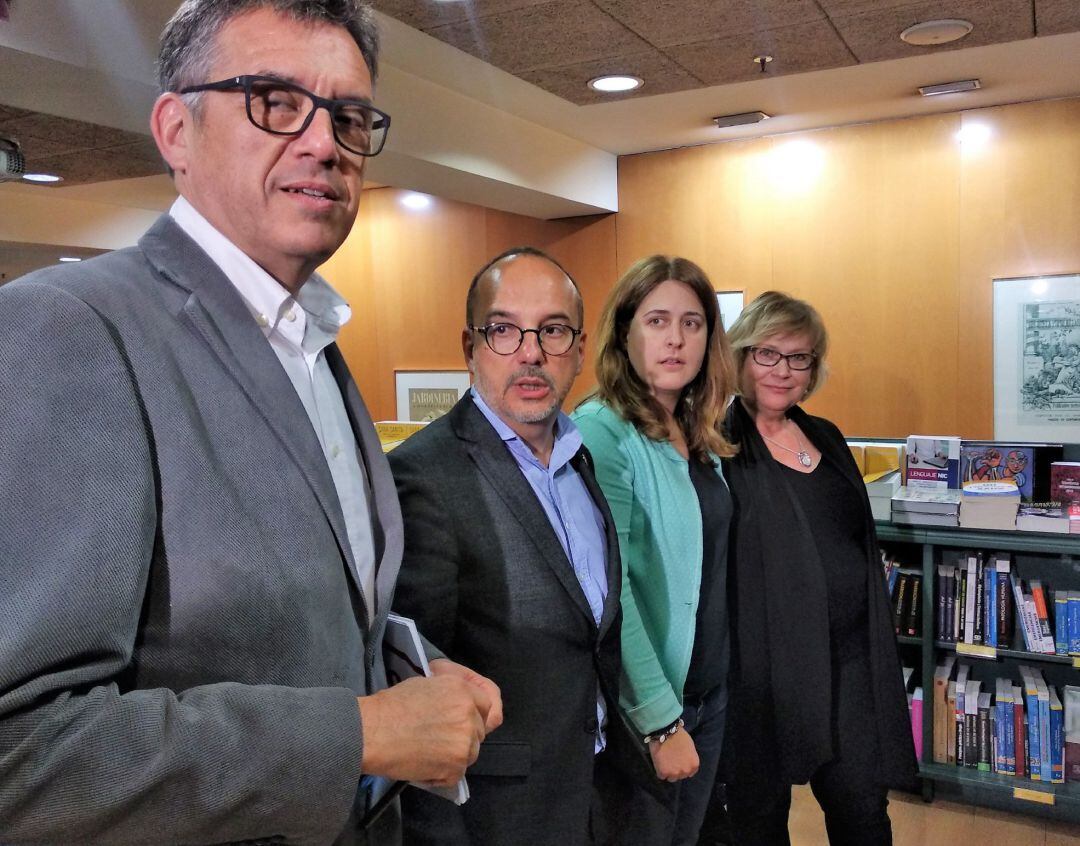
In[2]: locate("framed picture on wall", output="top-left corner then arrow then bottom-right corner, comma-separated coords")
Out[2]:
395,370 -> 471,422
993,273 -> 1080,440
716,291 -> 744,331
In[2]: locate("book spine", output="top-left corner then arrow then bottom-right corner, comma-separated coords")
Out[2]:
1027,688 -> 1041,779
997,559 -> 1012,648
964,558 -> 977,644
1031,581 -> 1055,653
978,698 -> 991,772
1006,692 -> 1016,775
986,566 -> 997,649
912,688 -> 924,763
956,683 -> 966,766
894,572 -> 909,635
1070,592 -> 1080,656
906,574 -> 921,637
973,555 -> 985,645
936,565 -> 949,641
1014,685 -> 1026,779
946,568 -> 957,642
1051,694 -> 1064,784
947,682 -> 957,765
1012,573 -> 1034,651
1040,691 -> 1051,782
1055,591 -> 1069,656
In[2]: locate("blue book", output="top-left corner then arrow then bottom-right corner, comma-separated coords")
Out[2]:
1050,686 -> 1064,783
1037,676 -> 1052,783
1020,667 -> 1041,779
1070,591 -> 1080,656
986,567 -> 998,650
1055,590 -> 1069,656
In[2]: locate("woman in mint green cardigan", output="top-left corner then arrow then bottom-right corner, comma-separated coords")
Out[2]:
572,255 -> 737,846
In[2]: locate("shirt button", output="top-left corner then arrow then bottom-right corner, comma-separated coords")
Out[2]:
331,444 -> 341,458
255,313 -> 269,328
285,308 -> 297,322
584,717 -> 599,734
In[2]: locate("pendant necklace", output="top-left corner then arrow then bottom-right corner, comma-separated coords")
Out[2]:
760,425 -> 813,468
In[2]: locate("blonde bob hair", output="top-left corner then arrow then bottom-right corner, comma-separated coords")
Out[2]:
591,255 -> 737,463
726,290 -> 830,400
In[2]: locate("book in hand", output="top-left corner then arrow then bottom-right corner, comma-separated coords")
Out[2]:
383,613 -> 470,806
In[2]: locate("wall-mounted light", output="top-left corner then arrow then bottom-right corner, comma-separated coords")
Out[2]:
400,192 -> 432,210
764,139 -> 825,192
956,122 -> 991,151
587,75 -> 643,93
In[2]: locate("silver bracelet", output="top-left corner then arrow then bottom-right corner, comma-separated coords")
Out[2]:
643,718 -> 685,745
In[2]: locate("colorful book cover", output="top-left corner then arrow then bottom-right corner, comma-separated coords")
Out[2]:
961,442 -> 1034,499
1051,686 -> 1065,783
1065,685 -> 1080,782
906,435 -> 961,490
1056,590 -> 1070,655
977,691 -> 992,772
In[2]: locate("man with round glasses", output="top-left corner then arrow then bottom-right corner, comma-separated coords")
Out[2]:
0,1 -> 499,843
389,248 -> 633,845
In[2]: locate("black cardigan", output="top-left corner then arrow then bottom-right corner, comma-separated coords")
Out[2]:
722,398 -> 917,790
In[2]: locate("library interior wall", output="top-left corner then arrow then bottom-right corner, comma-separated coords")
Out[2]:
324,96 -> 1080,435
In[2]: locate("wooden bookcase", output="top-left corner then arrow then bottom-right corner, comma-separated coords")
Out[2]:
878,523 -> 1080,823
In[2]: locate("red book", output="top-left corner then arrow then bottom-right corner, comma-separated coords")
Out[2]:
1015,687 -> 1027,779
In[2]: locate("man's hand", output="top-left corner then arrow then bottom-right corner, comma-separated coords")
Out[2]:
357,674 -> 491,787
648,729 -> 699,782
429,658 -> 503,733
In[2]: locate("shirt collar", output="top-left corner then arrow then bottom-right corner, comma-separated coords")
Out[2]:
169,196 -> 351,352
470,387 -> 583,472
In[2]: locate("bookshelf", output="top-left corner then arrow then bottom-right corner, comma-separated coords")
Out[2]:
877,522 -> 1080,822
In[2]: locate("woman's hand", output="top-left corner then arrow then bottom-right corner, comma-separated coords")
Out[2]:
648,729 -> 699,782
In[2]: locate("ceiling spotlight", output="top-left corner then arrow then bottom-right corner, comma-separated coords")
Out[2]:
22,172 -> 63,183
753,55 -> 773,73
900,19 -> 973,46
713,111 -> 771,129
918,78 -> 981,96
587,75 -> 643,93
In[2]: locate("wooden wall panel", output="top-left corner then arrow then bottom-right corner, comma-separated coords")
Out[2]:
320,188 -> 618,421
617,97 -> 1080,439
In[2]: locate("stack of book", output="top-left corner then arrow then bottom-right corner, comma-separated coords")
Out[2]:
867,470 -> 902,521
959,480 -> 1021,530
1016,505 -> 1070,534
891,487 -> 961,527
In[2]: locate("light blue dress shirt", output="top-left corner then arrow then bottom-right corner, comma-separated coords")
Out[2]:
471,389 -> 610,750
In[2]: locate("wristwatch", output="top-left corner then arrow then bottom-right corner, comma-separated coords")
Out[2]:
642,717 -> 685,745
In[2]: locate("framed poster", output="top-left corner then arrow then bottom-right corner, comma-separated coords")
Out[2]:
716,291 -> 744,332
395,370 -> 471,422
993,273 -> 1080,440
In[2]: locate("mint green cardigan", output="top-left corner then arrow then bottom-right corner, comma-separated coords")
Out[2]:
572,398 -> 727,735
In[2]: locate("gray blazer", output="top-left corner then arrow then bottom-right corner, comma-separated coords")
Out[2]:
388,396 -> 624,846
0,216 -> 403,845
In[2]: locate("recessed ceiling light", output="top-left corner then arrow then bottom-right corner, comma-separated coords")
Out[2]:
918,78 -> 981,96
900,19 -> 973,46
713,111 -> 771,129
587,75 -> 643,93
58,256 -> 82,262
22,172 -> 63,183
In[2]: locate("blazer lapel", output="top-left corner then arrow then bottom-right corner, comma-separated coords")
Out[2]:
572,447 -> 621,640
451,399 -> 597,625
138,217 -> 361,599
326,344 -> 403,629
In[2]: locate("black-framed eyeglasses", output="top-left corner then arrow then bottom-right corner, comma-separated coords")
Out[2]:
748,346 -> 816,371
178,75 -> 391,157
469,323 -> 581,356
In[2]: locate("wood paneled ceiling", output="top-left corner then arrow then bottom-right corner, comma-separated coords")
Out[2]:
373,0 -> 1080,104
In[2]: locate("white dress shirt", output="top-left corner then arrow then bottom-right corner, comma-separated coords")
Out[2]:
170,197 -> 378,625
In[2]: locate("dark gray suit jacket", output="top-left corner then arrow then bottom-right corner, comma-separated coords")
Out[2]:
0,216 -> 403,845
388,396 -> 624,846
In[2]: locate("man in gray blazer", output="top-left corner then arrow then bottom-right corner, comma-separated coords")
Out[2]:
0,2 -> 498,843
389,248 -> 632,845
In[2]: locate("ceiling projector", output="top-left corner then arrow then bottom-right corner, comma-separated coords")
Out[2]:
0,135 -> 26,182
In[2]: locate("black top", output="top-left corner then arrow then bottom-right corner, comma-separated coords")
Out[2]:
780,458 -> 869,662
682,459 -> 733,699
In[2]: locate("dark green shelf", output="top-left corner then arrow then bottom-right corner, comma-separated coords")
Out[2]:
876,522 -> 1080,555
933,640 -> 1078,665
919,762 -> 1080,817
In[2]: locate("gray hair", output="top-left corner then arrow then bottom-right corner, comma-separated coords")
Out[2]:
157,0 -> 379,102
